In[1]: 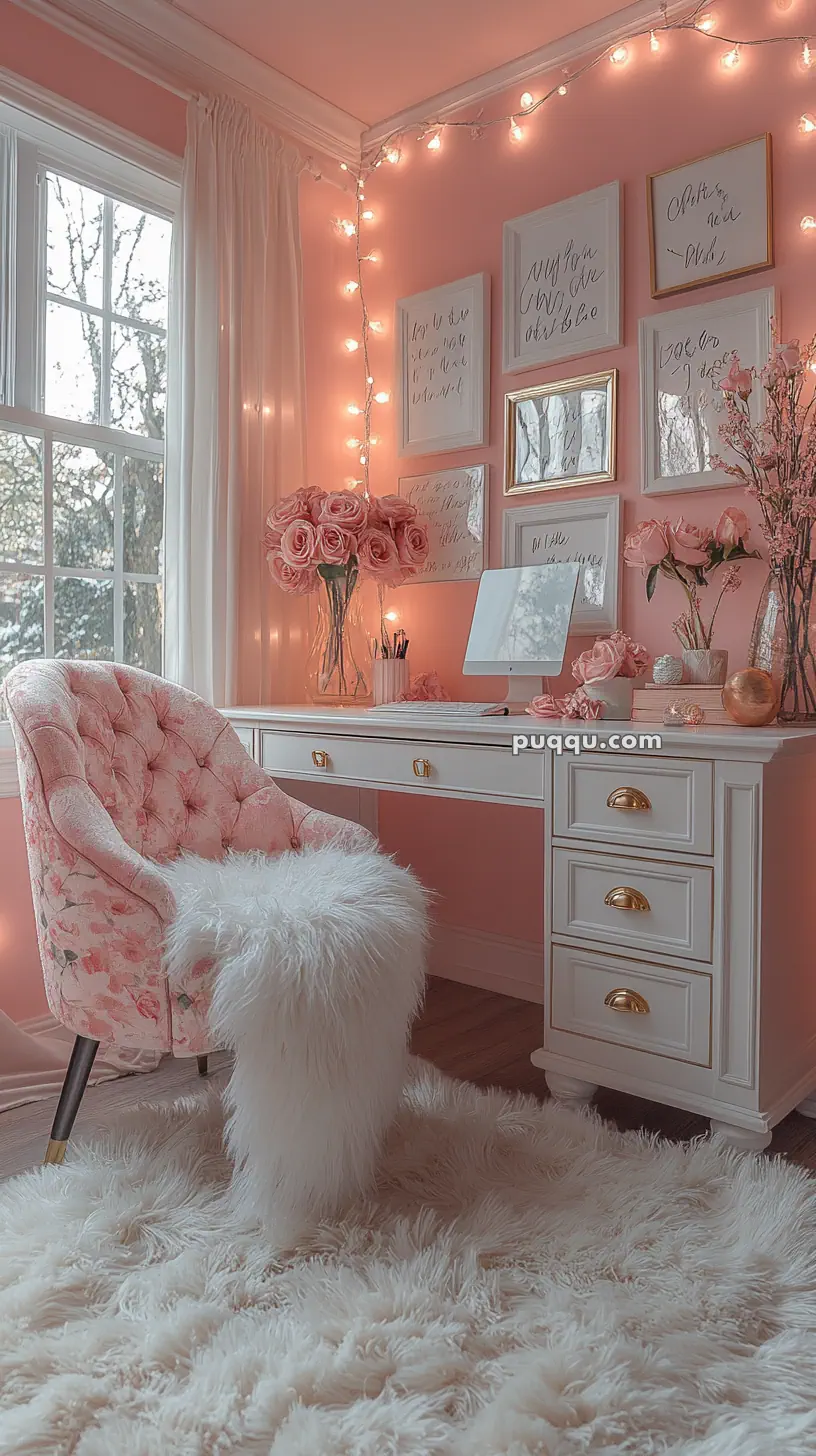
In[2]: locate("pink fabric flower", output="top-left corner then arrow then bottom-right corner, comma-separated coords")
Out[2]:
319,490 -> 369,531
609,630 -> 650,678
316,523 -> 355,565
778,343 -> 801,374
572,637 -> 628,684
623,520 -> 669,570
668,518 -> 713,566
397,671 -> 450,702
527,688 -> 603,720
356,526 -> 401,581
715,507 -> 751,549
718,357 -> 753,399
280,519 -> 317,570
395,520 -> 430,569
267,553 -> 317,594
372,494 -> 417,526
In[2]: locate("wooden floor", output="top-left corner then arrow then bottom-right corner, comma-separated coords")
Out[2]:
3,977 -> 816,1181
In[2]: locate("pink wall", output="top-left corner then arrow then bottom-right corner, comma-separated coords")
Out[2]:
0,7 -> 186,1022
301,0 -> 816,965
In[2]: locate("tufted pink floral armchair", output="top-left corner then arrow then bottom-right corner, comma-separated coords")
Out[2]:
4,659 -> 375,1164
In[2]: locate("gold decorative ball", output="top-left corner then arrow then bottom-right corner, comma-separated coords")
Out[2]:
722,668 -> 780,727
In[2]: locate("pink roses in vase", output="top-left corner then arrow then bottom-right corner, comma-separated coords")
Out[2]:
528,632 -> 649,722
264,487 -> 429,703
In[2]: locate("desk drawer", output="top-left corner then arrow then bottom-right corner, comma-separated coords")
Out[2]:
552,847 -> 713,962
260,730 -> 544,801
550,945 -> 712,1067
553,754 -> 712,855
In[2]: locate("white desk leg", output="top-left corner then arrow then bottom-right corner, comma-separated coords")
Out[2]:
546,1072 -> 598,1106
709,1119 -> 772,1152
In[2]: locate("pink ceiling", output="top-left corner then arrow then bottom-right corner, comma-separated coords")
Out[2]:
171,0 -> 629,125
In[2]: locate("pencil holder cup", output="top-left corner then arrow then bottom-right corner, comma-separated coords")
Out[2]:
372,657 -> 410,705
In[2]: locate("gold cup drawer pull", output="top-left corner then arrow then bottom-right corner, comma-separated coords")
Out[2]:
311,749 -> 329,768
604,885 -> 651,912
606,786 -> 651,812
413,757 -> 432,779
604,987 -> 651,1015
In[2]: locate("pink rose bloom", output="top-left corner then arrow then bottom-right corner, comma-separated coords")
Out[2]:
718,358 -> 753,399
395,520 -> 429,569
316,523 -> 355,566
669,518 -> 713,566
778,343 -> 801,374
373,494 -> 417,527
267,552 -> 317,595
319,490 -> 369,531
280,519 -> 317,570
609,630 -> 650,678
265,487 -> 317,533
623,520 -> 669,570
356,526 -> 401,581
572,636 -> 627,685
308,489 -> 328,524
715,507 -> 751,549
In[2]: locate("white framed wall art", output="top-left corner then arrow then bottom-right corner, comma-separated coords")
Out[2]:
395,273 -> 489,456
502,493 -> 620,634
398,464 -> 486,583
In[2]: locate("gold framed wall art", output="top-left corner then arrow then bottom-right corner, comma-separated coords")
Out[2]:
504,368 -> 617,496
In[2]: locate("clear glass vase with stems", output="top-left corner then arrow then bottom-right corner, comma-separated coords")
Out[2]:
749,564 -> 816,723
305,562 -> 370,705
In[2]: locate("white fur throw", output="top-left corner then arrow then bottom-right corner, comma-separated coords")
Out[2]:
161,846 -> 429,1240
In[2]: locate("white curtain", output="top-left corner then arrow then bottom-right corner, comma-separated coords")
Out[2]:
164,95 -> 308,706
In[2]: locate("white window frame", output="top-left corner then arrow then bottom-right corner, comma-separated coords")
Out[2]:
0,79 -> 180,775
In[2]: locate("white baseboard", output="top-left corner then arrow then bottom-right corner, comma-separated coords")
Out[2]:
429,924 -> 543,1005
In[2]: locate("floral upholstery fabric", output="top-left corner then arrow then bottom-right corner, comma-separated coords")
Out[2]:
5,660 -> 375,1054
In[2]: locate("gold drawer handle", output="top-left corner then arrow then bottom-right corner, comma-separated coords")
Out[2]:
604,987 -> 651,1015
311,749 -> 329,768
607,786 -> 651,812
412,757 -> 432,779
604,885 -> 651,912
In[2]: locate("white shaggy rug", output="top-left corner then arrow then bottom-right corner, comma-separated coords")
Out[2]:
1,1063 -> 815,1456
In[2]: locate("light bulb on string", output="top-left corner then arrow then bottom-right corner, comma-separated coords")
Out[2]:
369,320 -> 385,333
800,215 -> 816,231
509,119 -> 525,142
520,90 -> 534,109
344,338 -> 359,352
650,30 -> 660,52
557,70 -> 569,95
696,13 -> 716,31
335,218 -> 356,237
610,44 -> 629,65
721,44 -> 740,68
345,437 -> 361,449
803,40 -> 813,68
385,146 -> 401,164
361,208 -> 375,221
362,251 -> 381,263
347,404 -> 362,415
427,131 -> 442,151
800,114 -> 816,133
343,280 -> 359,294
374,391 -> 390,404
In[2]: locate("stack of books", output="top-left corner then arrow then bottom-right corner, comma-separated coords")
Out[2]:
631,683 -> 731,726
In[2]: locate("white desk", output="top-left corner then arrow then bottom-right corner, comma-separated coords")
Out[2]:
225,704 -> 816,1150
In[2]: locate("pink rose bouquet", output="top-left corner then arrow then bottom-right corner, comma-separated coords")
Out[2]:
624,509 -> 758,651
263,486 -> 429,698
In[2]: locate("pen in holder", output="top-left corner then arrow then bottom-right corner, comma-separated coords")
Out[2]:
372,656 -> 410,705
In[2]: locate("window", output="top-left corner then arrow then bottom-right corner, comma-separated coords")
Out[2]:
0,98 -> 177,699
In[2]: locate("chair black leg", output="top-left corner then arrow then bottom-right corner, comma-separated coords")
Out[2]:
197,1055 -> 209,1077
44,1035 -> 100,1165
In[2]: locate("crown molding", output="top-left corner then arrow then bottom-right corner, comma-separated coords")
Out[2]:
9,0 -> 365,165
362,0 -> 692,152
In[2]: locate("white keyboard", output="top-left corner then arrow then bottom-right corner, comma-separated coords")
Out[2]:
366,701 -> 508,716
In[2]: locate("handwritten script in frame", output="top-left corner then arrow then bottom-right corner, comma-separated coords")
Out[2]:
398,466 -> 486,583
395,274 -> 489,456
503,494 -> 620,634
648,136 -> 772,299
640,286 -> 774,495
502,181 -> 621,373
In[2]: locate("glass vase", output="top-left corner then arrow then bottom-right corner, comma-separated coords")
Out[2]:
305,565 -> 370,706
749,566 -> 816,723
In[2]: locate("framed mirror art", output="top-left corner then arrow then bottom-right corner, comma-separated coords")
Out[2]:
504,369 -> 617,496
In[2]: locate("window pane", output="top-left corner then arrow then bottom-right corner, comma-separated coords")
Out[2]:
123,457 -> 163,574
54,577 -> 113,660
112,201 -> 171,327
124,581 -> 162,674
0,430 -> 43,564
45,301 -> 101,423
0,574 -> 45,706
52,443 -> 114,569
46,173 -> 104,309
110,323 -> 165,437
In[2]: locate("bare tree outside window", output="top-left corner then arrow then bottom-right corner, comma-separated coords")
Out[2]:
0,140 -> 173,698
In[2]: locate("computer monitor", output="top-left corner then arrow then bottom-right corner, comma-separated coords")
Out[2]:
462,563 -> 580,702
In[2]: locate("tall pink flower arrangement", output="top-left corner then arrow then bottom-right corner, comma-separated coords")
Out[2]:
713,328 -> 816,719
264,487 -> 429,699
624,511 -> 758,651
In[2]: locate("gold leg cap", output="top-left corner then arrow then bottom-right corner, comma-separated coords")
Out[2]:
43,1139 -> 67,1166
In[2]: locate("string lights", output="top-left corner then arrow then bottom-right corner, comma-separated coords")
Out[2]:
333,0 -> 816,499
